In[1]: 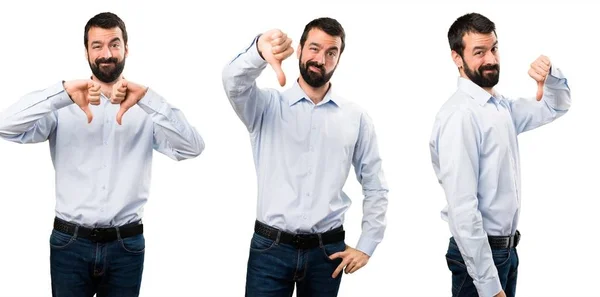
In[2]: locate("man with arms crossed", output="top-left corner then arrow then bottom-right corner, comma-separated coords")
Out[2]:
222,17 -> 389,296
429,13 -> 571,297
0,12 -> 204,297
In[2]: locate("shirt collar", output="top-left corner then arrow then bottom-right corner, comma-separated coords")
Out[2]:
457,77 -> 497,106
286,80 -> 343,108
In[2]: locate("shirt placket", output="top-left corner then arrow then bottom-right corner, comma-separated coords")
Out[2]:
99,97 -> 111,217
301,104 -> 319,227
498,99 -> 520,203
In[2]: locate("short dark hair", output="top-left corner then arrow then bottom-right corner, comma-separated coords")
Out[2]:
299,17 -> 346,54
448,13 -> 496,57
84,12 -> 127,49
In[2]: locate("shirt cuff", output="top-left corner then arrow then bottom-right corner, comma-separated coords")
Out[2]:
247,35 -> 268,68
475,275 -> 502,297
356,235 -> 379,257
49,81 -> 75,110
542,66 -> 570,110
545,66 -> 569,90
137,88 -> 165,114
137,89 -> 186,132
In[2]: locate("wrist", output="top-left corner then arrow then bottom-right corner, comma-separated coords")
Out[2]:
62,80 -> 75,102
256,34 -> 265,60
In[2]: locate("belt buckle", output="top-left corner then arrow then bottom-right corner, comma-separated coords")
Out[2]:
292,235 -> 312,249
89,228 -> 108,243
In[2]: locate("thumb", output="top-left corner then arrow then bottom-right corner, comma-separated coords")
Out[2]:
329,251 -> 345,260
269,59 -> 286,87
536,80 -> 544,101
116,106 -> 128,125
81,105 -> 93,124
120,79 -> 128,89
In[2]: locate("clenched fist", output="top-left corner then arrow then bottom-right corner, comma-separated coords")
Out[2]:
528,55 -> 552,101
63,80 -> 101,123
258,29 -> 294,87
113,79 -> 148,125
110,79 -> 127,104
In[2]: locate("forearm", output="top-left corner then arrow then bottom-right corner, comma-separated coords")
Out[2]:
222,35 -> 272,132
356,189 -> 388,256
138,90 -> 204,160
0,81 -> 69,141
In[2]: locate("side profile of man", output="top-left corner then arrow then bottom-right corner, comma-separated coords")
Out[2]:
0,12 -> 204,297
222,17 -> 389,296
429,12 -> 571,297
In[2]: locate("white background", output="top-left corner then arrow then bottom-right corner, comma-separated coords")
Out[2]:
0,0 -> 597,296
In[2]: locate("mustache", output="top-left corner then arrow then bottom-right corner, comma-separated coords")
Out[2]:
306,61 -> 325,73
479,64 -> 499,72
95,57 -> 119,65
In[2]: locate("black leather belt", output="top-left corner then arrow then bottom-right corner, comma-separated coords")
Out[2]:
254,220 -> 345,249
53,217 -> 143,243
488,230 -> 520,249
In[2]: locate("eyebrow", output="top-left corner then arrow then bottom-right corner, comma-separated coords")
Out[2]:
309,42 -> 339,52
91,37 -> 121,46
473,41 -> 498,52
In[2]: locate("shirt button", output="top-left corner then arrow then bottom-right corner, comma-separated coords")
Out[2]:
103,141 -> 108,145
306,193 -> 310,197
102,186 -> 106,190
303,215 -> 307,219
100,208 -> 104,212
309,146 -> 314,151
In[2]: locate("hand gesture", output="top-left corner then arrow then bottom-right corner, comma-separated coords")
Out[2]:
63,80 -> 101,123
258,29 -> 294,86
528,55 -> 552,101
115,79 -> 148,125
329,245 -> 371,278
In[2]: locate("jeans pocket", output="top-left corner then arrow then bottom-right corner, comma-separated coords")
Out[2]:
249,233 -> 276,253
49,230 -> 76,249
446,240 -> 469,296
321,241 -> 346,262
492,248 -> 511,267
119,234 -> 145,254
446,254 -> 469,296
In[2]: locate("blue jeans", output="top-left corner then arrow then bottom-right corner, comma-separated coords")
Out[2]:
446,237 -> 519,297
49,229 -> 145,297
245,233 -> 347,297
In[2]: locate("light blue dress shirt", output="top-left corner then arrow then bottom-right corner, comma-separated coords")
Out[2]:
0,82 -> 204,227
222,37 -> 389,256
429,67 -> 570,296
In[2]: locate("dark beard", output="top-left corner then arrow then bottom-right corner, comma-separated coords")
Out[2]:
89,57 -> 126,83
464,62 -> 499,88
299,57 -> 335,88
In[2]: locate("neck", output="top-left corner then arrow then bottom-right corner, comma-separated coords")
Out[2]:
298,77 -> 330,104
459,72 -> 494,95
92,75 -> 123,98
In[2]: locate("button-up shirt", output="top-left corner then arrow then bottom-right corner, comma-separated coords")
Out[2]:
222,37 -> 389,256
429,68 -> 570,296
0,82 -> 204,227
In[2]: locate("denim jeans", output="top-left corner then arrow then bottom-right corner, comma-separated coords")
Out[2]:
49,229 -> 145,297
445,237 -> 519,297
245,232 -> 347,297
